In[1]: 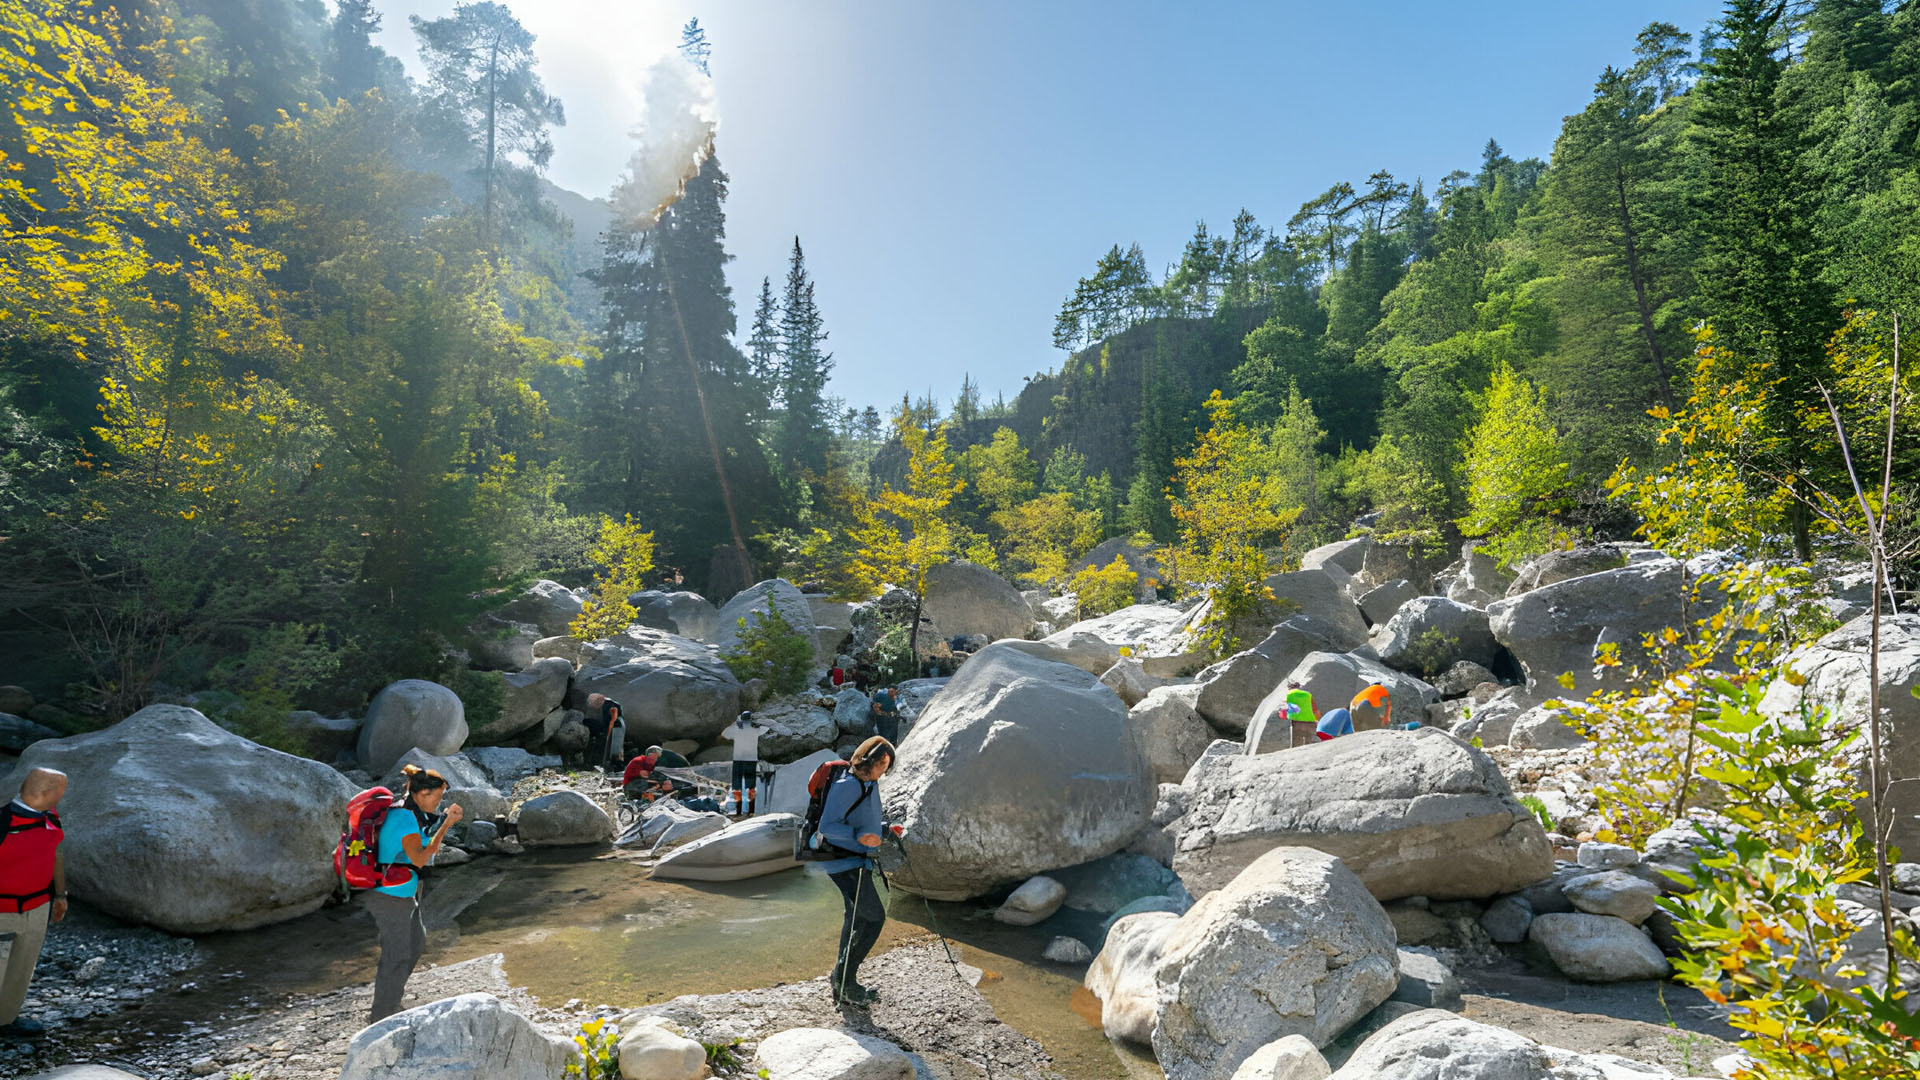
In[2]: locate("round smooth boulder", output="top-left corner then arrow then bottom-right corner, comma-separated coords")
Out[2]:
515,789 -> 614,847
629,590 -> 722,643
357,679 -> 468,775
751,1027 -> 913,1080
570,627 -> 742,745
650,814 -> 801,882
922,560 -> 1034,643
0,705 -> 355,934
340,993 -> 573,1080
1085,910 -> 1182,1045
882,643 -> 1156,901
993,875 -> 1067,926
1150,847 -> 1400,1078
1527,913 -> 1670,982
492,579 -> 586,637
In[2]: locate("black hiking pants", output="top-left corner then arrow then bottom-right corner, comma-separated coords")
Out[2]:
829,864 -> 886,989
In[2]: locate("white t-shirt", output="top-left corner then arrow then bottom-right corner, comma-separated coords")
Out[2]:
720,722 -> 765,761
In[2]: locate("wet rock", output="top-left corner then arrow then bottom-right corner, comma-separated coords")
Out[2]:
357,680 -> 468,775
1043,936 -> 1093,964
338,992 -> 574,1080
882,644 -> 1154,901
993,875 -> 1066,927
1051,852 -> 1186,915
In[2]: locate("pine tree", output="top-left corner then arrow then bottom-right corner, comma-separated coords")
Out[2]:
325,0 -> 386,101
680,17 -> 711,75
412,2 -> 565,250
776,238 -> 834,478
745,276 -> 781,428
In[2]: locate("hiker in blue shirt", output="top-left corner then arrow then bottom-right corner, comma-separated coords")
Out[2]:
815,736 -> 897,1005
869,687 -> 900,744
368,765 -> 461,1022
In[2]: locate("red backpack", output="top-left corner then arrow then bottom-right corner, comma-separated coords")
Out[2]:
334,788 -> 416,892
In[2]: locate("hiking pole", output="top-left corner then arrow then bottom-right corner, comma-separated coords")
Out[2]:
884,831 -> 996,1080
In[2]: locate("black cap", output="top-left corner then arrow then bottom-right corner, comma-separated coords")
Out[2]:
738,710 -> 753,723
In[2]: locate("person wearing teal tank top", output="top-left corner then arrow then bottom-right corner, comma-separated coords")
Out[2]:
365,765 -> 462,1022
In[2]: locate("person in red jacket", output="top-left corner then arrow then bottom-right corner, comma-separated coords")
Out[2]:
0,767 -> 69,1039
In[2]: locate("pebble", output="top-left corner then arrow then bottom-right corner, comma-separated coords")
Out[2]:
189,1058 -> 220,1075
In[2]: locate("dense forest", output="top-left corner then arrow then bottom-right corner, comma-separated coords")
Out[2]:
2,0 -> 1917,730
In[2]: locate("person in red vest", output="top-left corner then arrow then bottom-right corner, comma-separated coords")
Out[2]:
0,767 -> 69,1039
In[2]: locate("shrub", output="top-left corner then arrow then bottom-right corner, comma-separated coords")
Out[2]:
1068,555 -> 1138,621
721,607 -> 814,696
868,618 -> 917,686
1399,628 -> 1460,679
571,514 -> 656,640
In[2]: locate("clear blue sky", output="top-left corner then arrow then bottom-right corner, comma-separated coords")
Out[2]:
373,0 -> 1725,414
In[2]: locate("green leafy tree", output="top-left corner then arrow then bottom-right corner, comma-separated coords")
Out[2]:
846,411 -> 966,656
720,606 -> 814,696
1458,364 -> 1575,564
571,515 -> 657,640
1068,555 -> 1138,620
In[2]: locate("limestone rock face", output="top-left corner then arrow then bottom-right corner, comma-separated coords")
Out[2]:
1148,847 -> 1400,1078
1167,729 -> 1553,902
3,705 -> 356,934
1760,613 -> 1920,857
338,993 -> 574,1080
881,643 -> 1155,901
357,679 -> 468,775
921,560 -> 1035,643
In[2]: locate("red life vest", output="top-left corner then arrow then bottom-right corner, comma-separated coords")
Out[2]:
0,804 -> 63,913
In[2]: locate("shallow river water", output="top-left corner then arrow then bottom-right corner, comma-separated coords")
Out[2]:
70,849 -> 1161,1079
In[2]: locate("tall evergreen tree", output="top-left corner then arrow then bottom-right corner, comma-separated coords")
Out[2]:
745,276 -> 782,428
776,238 -> 834,478
325,0 -> 386,101
1689,0 -> 1834,558
412,2 -> 565,250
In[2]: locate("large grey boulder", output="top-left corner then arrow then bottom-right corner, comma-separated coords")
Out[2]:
1445,543 -> 1514,609
751,1027 -> 914,1080
752,701 -> 838,762
1563,870 -> 1660,925
1167,729 -> 1553,901
462,616 -> 542,671
569,627 -> 741,745
1358,579 -> 1419,627
882,643 -> 1155,900
715,579 -> 819,659
1528,913 -> 1670,982
994,875 -> 1068,926
1243,652 -> 1437,754
470,657 -> 573,745
0,712 -> 63,754
1192,618 -> 1345,735
0,705 -> 355,934
922,560 -> 1034,643
381,749 -> 508,823
493,579 -> 586,638
831,686 -> 874,736
1488,560 -> 1702,702
1326,1009 -> 1601,1080
629,590 -> 722,642
1360,543 -> 1432,593
1263,570 -> 1370,650
1373,597 -> 1500,677
1760,613 -> 1920,858
1300,538 -> 1373,576
516,790 -> 614,847
358,679 -> 468,775
1127,684 -> 1217,785
1506,545 -> 1632,596
1149,847 -> 1399,1077
339,992 -> 574,1080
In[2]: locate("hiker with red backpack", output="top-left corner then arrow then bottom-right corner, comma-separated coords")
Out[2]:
800,736 -> 900,1005
0,767 -> 68,1040
350,764 -> 462,1022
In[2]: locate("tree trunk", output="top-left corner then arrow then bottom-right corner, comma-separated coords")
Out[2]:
1614,165 -> 1675,411
909,583 -> 923,672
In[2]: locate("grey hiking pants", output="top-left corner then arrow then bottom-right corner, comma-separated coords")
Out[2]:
366,889 -> 426,1023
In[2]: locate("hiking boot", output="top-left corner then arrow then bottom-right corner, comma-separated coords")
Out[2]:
829,971 -> 878,1005
0,1017 -> 47,1039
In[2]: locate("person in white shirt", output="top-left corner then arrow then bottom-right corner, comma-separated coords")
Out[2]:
719,711 -> 789,815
